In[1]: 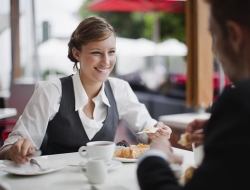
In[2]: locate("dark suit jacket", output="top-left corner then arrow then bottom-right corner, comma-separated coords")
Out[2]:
137,79 -> 250,190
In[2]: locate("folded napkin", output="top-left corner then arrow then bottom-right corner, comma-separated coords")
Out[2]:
137,126 -> 158,134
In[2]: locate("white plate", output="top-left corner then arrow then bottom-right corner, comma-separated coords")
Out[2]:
112,157 -> 137,163
113,146 -> 148,162
0,158 -> 66,176
80,160 -> 123,172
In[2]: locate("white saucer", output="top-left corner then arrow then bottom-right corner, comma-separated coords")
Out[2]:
112,157 -> 137,163
80,160 -> 122,172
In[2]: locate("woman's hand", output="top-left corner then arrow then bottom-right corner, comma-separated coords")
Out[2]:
8,138 -> 36,164
147,121 -> 172,141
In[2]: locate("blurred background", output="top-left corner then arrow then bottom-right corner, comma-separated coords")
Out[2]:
0,0 -> 228,146
0,0 -> 188,110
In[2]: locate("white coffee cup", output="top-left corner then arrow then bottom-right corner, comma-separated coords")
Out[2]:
86,157 -> 107,184
192,143 -> 204,167
78,141 -> 115,163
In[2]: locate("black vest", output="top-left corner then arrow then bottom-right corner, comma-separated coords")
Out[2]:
42,76 -> 119,155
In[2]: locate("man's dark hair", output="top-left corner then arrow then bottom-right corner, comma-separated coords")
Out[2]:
205,0 -> 250,35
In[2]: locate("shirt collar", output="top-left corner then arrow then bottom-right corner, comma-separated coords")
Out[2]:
72,71 -> 111,111
98,82 -> 111,107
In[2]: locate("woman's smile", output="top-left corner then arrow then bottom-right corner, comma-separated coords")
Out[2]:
94,67 -> 110,73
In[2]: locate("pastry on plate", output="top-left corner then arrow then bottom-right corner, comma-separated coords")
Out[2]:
137,126 -> 158,134
183,166 -> 196,183
178,132 -> 192,147
114,144 -> 149,159
136,143 -> 149,148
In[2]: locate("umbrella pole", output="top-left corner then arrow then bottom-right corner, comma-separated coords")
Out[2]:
153,12 -> 160,43
10,0 -> 21,84
152,12 -> 160,91
31,0 -> 40,82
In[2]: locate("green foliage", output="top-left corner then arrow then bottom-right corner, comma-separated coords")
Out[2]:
42,70 -> 67,80
98,12 -> 148,39
78,1 -> 185,43
142,13 -> 155,40
160,13 -> 186,43
78,0 -> 95,18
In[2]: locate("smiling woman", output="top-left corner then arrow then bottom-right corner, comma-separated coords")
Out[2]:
0,16 -> 172,163
68,17 -> 116,92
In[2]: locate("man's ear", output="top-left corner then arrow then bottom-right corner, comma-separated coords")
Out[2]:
72,47 -> 80,61
226,21 -> 244,53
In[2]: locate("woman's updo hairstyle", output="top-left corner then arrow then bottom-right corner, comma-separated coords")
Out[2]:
68,17 -> 116,70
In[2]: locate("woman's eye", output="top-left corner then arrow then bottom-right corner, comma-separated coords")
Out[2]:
92,52 -> 101,54
109,50 -> 116,54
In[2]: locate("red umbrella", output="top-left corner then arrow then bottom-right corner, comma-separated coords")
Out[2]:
87,0 -> 185,13
86,0 -> 185,42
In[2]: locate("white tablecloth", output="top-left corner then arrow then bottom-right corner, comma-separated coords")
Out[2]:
0,148 -> 194,190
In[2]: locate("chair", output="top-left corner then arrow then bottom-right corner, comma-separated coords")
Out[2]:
0,120 -> 16,145
1,128 -> 13,143
0,120 -> 16,127
5,82 -> 35,120
0,126 -> 48,154
0,82 -> 35,145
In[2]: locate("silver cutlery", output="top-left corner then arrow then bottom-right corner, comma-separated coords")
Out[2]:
68,162 -> 110,168
91,185 -> 99,190
68,164 -> 86,167
30,159 -> 46,171
68,163 -> 87,168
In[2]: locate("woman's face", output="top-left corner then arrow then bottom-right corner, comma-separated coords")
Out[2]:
75,34 -> 116,85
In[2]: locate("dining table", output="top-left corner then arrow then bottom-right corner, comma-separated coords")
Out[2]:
0,90 -> 10,99
159,113 -> 211,150
0,147 -> 195,190
159,112 -> 211,130
0,108 -> 17,120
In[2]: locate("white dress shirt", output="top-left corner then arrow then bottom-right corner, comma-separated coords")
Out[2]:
3,71 -> 157,150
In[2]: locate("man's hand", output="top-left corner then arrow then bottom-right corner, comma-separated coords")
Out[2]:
150,138 -> 183,165
147,122 -> 172,141
8,138 -> 36,164
186,119 -> 209,147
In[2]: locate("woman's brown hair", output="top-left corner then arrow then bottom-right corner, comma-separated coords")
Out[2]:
68,17 -> 116,70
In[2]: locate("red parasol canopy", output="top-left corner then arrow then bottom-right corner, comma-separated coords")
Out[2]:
87,0 -> 185,13
86,0 -> 186,42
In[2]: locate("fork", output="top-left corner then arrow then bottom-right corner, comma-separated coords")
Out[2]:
91,185 -> 99,190
30,159 -> 46,171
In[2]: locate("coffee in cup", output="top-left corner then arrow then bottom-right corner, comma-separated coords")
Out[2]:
78,141 -> 115,163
